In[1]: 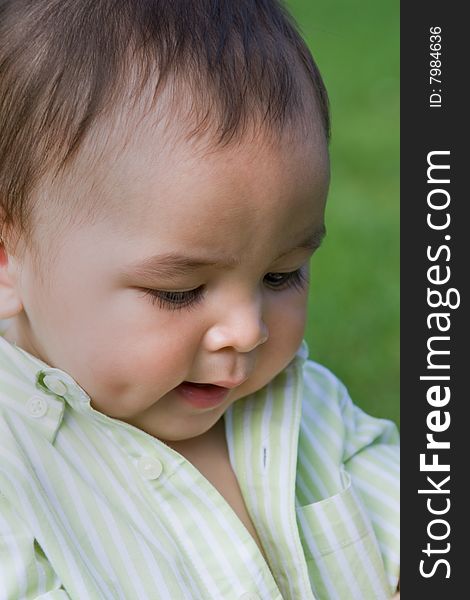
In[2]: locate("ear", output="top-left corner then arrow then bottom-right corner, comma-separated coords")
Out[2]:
0,237 -> 23,319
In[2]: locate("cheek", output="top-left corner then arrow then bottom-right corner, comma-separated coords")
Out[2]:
263,292 -> 308,367
68,337 -> 185,416
74,320 -> 199,392
269,288 -> 308,335
268,305 -> 306,357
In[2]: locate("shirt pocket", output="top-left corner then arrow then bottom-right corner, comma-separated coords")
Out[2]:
296,471 -> 392,600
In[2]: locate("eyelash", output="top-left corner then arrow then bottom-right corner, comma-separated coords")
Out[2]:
141,268 -> 308,311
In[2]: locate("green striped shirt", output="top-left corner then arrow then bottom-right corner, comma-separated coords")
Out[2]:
0,333 -> 399,599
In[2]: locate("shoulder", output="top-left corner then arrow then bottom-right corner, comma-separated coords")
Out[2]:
295,355 -> 399,460
300,357 -> 348,405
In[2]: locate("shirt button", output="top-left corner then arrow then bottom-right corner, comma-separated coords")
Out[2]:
137,456 -> 163,480
26,396 -> 48,418
239,594 -> 261,600
43,375 -> 68,396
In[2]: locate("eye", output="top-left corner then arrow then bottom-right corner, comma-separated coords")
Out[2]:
264,268 -> 308,291
141,287 -> 205,311
141,267 -> 308,311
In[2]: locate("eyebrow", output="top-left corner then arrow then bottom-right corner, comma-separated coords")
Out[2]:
123,224 -> 326,280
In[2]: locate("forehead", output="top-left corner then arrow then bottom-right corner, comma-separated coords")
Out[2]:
122,134 -> 324,247
35,99 -> 329,266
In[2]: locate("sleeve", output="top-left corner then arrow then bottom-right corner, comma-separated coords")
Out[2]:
0,492 -> 70,600
337,377 -> 400,593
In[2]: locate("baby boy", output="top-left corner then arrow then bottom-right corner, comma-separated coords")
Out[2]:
0,1 -> 399,598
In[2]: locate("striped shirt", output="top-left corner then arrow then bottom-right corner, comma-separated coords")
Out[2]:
0,333 -> 399,599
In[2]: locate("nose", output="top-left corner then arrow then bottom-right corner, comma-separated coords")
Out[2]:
203,297 -> 269,353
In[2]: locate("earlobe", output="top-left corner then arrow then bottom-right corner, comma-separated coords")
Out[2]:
0,240 -> 23,319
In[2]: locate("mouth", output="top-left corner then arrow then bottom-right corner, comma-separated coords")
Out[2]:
174,381 -> 232,409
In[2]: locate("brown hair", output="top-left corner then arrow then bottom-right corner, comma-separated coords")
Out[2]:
0,0 -> 330,246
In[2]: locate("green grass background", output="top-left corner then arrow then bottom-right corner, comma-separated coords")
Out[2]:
286,0 -> 400,426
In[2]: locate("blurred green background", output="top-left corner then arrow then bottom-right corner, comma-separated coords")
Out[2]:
286,0 -> 400,426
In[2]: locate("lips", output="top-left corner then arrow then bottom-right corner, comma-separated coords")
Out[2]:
184,382 -> 223,389
211,378 -> 249,389
174,381 -> 231,409
186,375 -> 249,389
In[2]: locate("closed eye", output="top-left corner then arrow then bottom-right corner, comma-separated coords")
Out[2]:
141,267 -> 308,311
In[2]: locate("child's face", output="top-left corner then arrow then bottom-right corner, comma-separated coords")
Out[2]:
5,117 -> 329,442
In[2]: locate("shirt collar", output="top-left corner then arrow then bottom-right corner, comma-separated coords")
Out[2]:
0,333 -> 92,443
